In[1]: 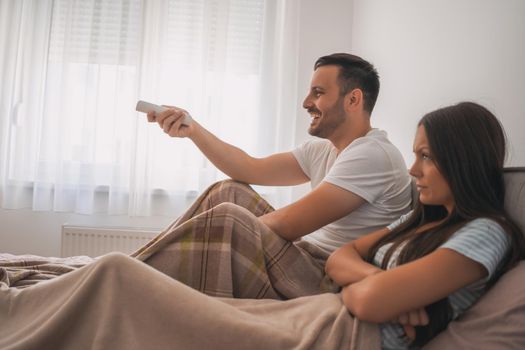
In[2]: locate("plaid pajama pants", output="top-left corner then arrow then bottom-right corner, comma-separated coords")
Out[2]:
131,180 -> 338,299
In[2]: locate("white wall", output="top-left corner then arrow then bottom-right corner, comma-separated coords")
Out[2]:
291,0 -> 354,199
294,0 -> 354,145
351,0 -> 525,166
0,208 -> 172,256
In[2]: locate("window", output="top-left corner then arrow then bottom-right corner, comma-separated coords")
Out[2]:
0,0 -> 299,215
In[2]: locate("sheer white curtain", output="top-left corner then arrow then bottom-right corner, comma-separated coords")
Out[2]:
0,0 -> 300,216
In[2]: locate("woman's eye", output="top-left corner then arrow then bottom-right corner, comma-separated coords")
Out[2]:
422,153 -> 433,160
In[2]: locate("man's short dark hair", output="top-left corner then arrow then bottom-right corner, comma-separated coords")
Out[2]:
314,53 -> 380,114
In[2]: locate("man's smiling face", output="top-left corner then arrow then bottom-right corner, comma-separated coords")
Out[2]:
302,65 -> 347,139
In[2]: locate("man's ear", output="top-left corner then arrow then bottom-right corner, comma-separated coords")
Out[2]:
345,88 -> 364,111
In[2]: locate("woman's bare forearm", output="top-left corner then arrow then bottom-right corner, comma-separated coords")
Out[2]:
325,244 -> 382,286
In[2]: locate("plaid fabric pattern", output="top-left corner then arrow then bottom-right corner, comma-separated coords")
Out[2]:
1,180 -> 338,298
132,180 -> 338,299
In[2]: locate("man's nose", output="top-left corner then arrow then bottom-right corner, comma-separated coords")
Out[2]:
302,95 -> 312,109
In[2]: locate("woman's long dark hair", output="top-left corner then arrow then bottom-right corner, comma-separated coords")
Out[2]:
367,102 -> 525,347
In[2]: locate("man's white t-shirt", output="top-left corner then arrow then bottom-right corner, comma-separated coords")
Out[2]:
292,129 -> 411,253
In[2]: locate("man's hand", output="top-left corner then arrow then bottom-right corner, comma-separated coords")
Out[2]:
145,104 -> 308,186
393,307 -> 429,340
147,105 -> 194,138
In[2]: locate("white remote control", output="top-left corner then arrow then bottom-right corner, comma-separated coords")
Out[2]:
135,100 -> 192,126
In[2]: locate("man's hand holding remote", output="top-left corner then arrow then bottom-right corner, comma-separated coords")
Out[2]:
136,100 -> 194,138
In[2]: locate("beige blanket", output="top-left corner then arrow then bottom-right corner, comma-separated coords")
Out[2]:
0,180 -> 382,348
0,253 -> 380,350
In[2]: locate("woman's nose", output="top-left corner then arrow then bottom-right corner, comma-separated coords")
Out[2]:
409,161 -> 420,178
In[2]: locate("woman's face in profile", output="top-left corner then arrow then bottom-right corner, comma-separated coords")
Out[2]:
409,125 -> 455,214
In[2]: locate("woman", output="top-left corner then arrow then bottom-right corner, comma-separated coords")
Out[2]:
325,101 -> 525,348
1,102 -> 523,349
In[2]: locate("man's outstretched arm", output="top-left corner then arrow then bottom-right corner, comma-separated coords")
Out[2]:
190,121 -> 309,186
149,106 -> 309,186
259,182 -> 366,241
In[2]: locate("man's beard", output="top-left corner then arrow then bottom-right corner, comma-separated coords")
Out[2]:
308,98 -> 346,138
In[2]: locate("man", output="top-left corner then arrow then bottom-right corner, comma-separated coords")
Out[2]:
138,53 -> 411,299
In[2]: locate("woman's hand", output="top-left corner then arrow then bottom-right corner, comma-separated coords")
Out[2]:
325,227 -> 390,286
393,307 -> 429,340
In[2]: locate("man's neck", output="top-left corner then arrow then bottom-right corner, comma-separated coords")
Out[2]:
330,120 -> 373,153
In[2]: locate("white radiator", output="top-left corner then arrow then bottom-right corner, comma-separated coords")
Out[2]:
61,225 -> 160,257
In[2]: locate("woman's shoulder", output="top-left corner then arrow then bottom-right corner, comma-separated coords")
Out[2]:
457,217 -> 506,235
442,217 -> 511,278
446,217 -> 509,246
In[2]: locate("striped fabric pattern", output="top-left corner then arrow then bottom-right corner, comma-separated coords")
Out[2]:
377,216 -> 510,350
